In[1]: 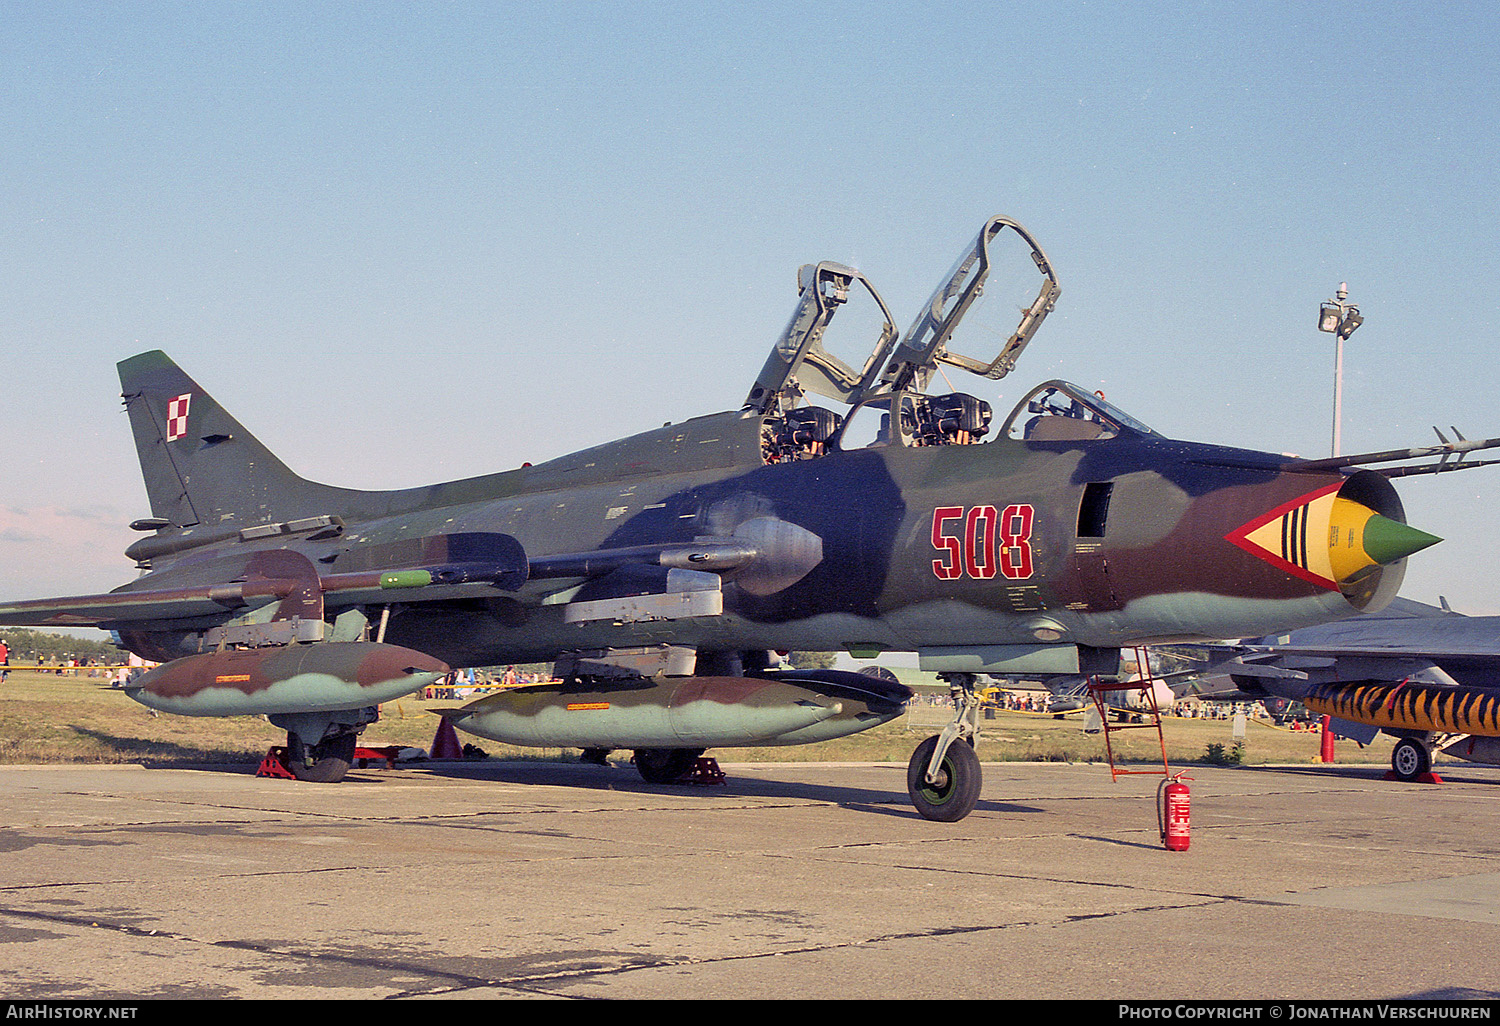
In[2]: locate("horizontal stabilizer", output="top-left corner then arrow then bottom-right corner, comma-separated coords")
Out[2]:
0,556 -> 532,629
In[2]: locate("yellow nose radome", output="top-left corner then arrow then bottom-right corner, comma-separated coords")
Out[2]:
1327,495 -> 1441,580
1227,484 -> 1440,591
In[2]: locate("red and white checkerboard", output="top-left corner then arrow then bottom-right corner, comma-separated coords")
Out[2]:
166,393 -> 192,442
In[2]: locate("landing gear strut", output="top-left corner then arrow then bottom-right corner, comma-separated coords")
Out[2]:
907,673 -> 984,822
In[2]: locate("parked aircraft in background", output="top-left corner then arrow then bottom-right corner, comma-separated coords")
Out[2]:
1198,598 -> 1500,781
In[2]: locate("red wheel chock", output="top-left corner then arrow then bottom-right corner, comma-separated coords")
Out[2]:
255,747 -> 296,779
354,746 -> 401,769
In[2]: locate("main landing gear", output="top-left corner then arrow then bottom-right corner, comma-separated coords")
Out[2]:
907,673 -> 984,822
285,731 -> 358,783
270,709 -> 377,784
633,747 -> 705,784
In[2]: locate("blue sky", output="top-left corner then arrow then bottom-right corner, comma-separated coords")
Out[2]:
3,2 -> 1498,613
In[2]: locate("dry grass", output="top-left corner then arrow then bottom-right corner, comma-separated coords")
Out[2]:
733,700 -> 1395,768
0,666 -> 1397,771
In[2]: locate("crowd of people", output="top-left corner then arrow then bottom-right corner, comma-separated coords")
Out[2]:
423,666 -> 553,700
904,687 -> 1309,725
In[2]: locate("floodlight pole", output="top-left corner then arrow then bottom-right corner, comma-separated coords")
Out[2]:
1319,283 -> 1362,457
1333,330 -> 1345,457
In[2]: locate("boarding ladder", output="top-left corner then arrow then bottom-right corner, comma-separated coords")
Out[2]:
1087,646 -> 1171,782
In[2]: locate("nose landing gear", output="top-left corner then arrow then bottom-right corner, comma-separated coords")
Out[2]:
907,673 -> 984,822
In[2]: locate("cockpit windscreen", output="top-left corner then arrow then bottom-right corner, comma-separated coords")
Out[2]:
1001,382 -> 1158,442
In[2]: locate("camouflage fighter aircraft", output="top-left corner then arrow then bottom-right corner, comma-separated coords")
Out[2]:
2,216 -> 1493,822
1195,598 -> 1500,782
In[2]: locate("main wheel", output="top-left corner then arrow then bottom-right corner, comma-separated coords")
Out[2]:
907,734 -> 982,822
287,732 -> 357,783
1391,737 -> 1431,782
633,748 -> 703,784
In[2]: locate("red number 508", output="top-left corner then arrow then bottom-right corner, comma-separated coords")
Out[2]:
931,504 -> 1035,580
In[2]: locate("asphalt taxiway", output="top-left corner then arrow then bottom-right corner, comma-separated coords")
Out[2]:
3,756 -> 1500,1001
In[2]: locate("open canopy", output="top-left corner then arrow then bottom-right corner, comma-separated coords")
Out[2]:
744,216 -> 1061,418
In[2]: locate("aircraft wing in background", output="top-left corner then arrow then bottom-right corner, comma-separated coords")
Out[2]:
1190,598 -> 1500,781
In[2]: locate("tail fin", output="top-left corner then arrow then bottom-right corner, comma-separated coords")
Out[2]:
118,351 -> 342,529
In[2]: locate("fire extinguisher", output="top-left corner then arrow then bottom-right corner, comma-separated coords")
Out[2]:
1158,773 -> 1191,851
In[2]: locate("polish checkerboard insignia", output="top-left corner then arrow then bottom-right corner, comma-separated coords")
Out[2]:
166,393 -> 192,442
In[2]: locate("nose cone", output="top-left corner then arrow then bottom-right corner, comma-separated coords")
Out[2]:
1327,496 -> 1441,581
1361,514 -> 1441,565
1227,476 -> 1438,597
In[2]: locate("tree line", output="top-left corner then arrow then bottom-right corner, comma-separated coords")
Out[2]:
0,628 -> 121,664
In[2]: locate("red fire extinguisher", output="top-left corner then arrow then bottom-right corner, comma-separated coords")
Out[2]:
1158,773 -> 1191,851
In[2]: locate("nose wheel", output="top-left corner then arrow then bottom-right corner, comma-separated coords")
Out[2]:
908,734 -> 982,821
906,673 -> 984,822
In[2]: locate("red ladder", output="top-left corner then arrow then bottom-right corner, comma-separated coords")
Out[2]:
1087,646 -> 1171,782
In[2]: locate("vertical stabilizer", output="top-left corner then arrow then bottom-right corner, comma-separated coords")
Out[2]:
117,351 -> 324,528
